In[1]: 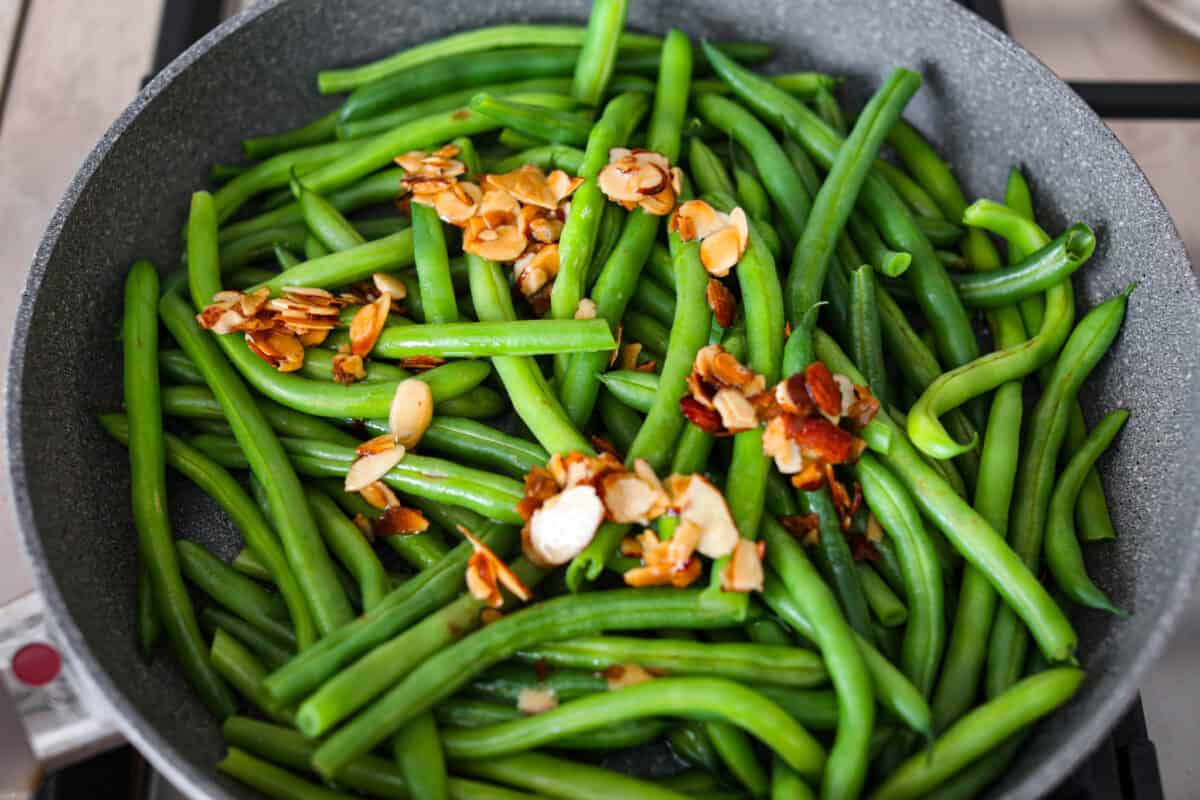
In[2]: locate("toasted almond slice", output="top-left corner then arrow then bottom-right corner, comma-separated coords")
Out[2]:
526,484 -> 605,566
212,290 -> 242,305
601,472 -> 664,525
700,225 -> 744,277
204,307 -> 249,334
618,342 -> 642,371
633,149 -> 671,172
528,214 -> 564,244
833,374 -> 857,417
763,416 -> 806,474
359,481 -> 402,510
672,200 -> 727,241
604,664 -> 655,690
435,180 -> 482,225
240,287 -> 271,316
517,687 -> 559,715
489,164 -> 558,210
374,504 -> 430,536
706,279 -> 737,329
546,170 -> 584,203
597,163 -> 644,204
344,445 -> 406,492
667,518 -> 703,570
465,224 -> 528,262
373,272 -> 409,301
395,150 -> 429,174
299,329 -> 330,347
349,293 -> 391,357
865,513 -> 884,543
433,143 -> 461,160
639,186 -> 676,217
398,355 -> 447,371
729,207 -> 750,251
673,474 -> 740,559
268,332 -> 305,372
356,434 -> 398,456
635,164 -> 669,195
712,387 -> 758,432
574,298 -> 598,320
721,538 -> 764,593
478,187 -> 521,227
388,378 -> 433,448
282,286 -> 335,301
461,524 -> 532,605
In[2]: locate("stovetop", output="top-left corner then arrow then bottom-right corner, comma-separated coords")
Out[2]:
5,0 -> 1196,797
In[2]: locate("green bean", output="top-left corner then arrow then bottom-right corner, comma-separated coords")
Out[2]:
669,722 -> 724,774
136,561 -> 160,658
516,636 -> 825,686
161,384 -> 359,447
498,126 -> 553,150
687,137 -> 737,198
701,720 -> 771,797
243,111 -> 339,159
597,370 -> 657,413
262,523 -> 517,707
311,588 -> 748,777
218,224 -> 308,269
471,93 -> 592,145
302,96 -> 573,198
181,198 -> 361,635
806,484 -> 875,644
761,520 -> 874,799
703,47 -> 979,372
572,0 -> 628,105
1045,410 -> 1128,613
813,328 -> 1078,664
368,318 -> 614,358
470,662 -> 608,704
906,219 -> 1091,459
644,243 -> 675,290
210,630 -> 294,725
202,607 -> 295,672
849,264 -> 891,408
176,539 -> 294,638
452,751 -> 691,800
597,388 -> 642,454
213,139 -> 361,222
419,417 -> 547,479
631,276 -> 676,327
695,94 -> 809,242
297,559 -> 542,737
120,262 -> 234,718
293,177 -> 365,253
406,207 -> 457,327
446,705 -> 670,750
847,211 -> 911,278
305,489 -> 390,611
451,135 -> 482,177
761,572 -> 931,740
621,310 -> 668,357
491,142 -> 586,174
625,242 -> 711,470
875,161 -> 942,220
467,254 -> 594,455
550,91 -> 651,321
101,412 -> 317,650
857,563 -> 908,627
220,748 -> 361,800
314,482 -> 449,572
218,169 -> 402,244
557,32 -> 691,426
773,757 -> 818,800
950,223 -> 1096,308
915,216 -> 966,248
158,348 -> 204,385
209,163 -> 249,184
732,146 -> 772,221
231,547 -> 272,582
856,456 -> 944,698
445,677 -> 825,774
785,68 -> 920,332
394,712 -> 449,800
250,229 -> 413,292
869,668 -> 1085,799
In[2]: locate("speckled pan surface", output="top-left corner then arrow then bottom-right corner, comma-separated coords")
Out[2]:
7,0 -> 1199,797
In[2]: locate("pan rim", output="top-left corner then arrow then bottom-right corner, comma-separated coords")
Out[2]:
6,1 -> 1199,798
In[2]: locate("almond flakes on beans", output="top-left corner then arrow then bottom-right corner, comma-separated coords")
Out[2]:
669,200 -> 749,276
461,525 -> 532,608
597,148 -> 682,217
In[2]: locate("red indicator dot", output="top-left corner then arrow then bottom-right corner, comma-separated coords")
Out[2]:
12,642 -> 61,686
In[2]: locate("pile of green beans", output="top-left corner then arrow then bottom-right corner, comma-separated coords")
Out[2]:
106,11 -> 1135,800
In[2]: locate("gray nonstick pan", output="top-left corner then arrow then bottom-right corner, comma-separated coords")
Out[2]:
8,0 -> 1200,797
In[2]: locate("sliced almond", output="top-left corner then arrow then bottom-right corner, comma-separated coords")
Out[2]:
487,164 -> 558,210
461,525 -> 532,607
670,200 -> 727,242
349,293 -> 391,357
388,378 -> 433,448
672,475 -> 740,559
372,272 -> 409,301
357,434 -> 399,455
374,504 -> 430,536
344,445 -> 406,493
700,224 -> 745,277
546,170 -> 584,203
712,387 -> 758,433
435,180 -> 482,225
601,472 -> 666,525
721,538 -> 765,593
763,415 -> 806,474
477,187 -> 521,228
598,164 -> 643,204
359,481 -> 401,510
574,298 -> 598,320
517,687 -> 559,715
465,223 -> 528,262
331,351 -> 367,385
604,664 -> 655,690
526,484 -> 605,566
666,518 -> 703,570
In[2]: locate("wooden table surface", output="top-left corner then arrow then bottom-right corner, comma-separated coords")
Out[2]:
0,0 -> 1197,794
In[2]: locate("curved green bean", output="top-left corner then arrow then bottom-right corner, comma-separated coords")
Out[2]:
394,712 -> 448,800
572,0 -> 628,105
210,630 -> 294,725
470,92 -> 591,145
452,751 -> 691,800
306,489 -> 390,611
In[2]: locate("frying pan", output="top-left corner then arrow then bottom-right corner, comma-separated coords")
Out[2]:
8,0 -> 1200,797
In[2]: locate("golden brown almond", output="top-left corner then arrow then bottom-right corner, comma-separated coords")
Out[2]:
357,434 -> 399,456
670,474 -> 740,559
478,187 -> 522,228
359,481 -> 401,510
374,504 -> 430,536
700,224 -> 745,277
666,518 -> 702,570
372,272 -> 409,301
516,687 -> 559,715
465,224 -> 528,263
546,169 -> 584,203
600,471 -> 668,525
245,330 -> 305,372
331,352 -> 367,385
721,538 -> 765,593
461,524 -> 533,606
604,664 -> 654,691
486,164 -> 558,210
349,294 -> 391,357
388,378 -> 434,448
344,445 -> 407,492
397,355 -> 447,371
706,279 -> 737,329
574,298 -> 598,320
670,200 -> 727,242
762,415 -> 806,474
712,387 -> 758,433
435,180 -> 483,225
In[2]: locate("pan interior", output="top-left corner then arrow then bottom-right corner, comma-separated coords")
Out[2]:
8,1 -> 1200,798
